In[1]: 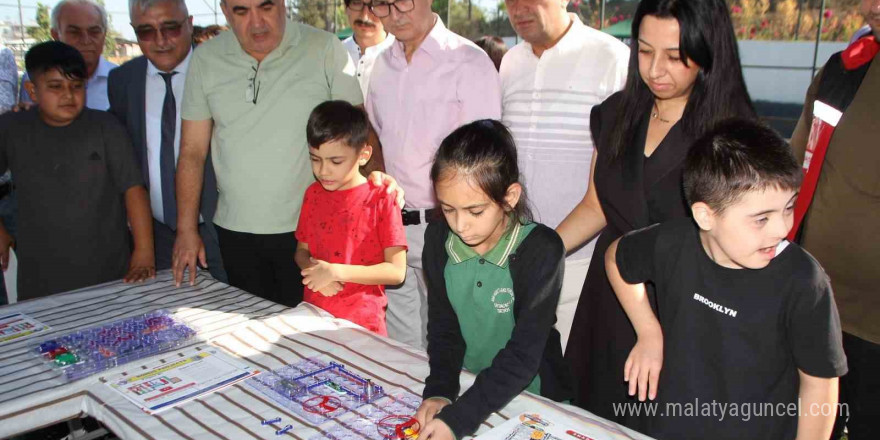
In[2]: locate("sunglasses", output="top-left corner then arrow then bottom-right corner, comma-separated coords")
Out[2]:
133,18 -> 188,42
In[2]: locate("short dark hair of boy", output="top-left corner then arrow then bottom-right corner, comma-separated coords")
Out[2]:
25,41 -> 88,82
683,118 -> 803,213
306,100 -> 369,150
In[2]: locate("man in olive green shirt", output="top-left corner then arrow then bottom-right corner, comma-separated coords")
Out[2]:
173,0 -> 363,305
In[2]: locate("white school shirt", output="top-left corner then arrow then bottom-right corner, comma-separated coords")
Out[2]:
500,14 -> 629,260
342,34 -> 395,100
145,50 -> 192,225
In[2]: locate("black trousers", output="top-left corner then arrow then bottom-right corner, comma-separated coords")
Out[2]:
831,332 -> 880,440
214,225 -> 303,307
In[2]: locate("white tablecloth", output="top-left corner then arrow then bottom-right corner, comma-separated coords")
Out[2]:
0,271 -> 652,440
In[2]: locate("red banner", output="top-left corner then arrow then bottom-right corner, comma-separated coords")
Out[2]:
788,101 -> 842,241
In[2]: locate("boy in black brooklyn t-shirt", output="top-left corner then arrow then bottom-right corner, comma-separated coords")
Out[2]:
605,119 -> 847,440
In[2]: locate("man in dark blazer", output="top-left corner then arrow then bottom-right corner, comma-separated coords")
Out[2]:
109,0 -> 226,282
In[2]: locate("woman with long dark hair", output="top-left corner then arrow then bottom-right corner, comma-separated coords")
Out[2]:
555,0 -> 755,425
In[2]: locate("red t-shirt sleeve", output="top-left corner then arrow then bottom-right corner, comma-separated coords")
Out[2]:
376,190 -> 407,251
295,184 -> 317,244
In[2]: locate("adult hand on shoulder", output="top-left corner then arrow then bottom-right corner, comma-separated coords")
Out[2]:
419,418 -> 454,440
124,249 -> 156,283
624,331 -> 663,402
172,229 -> 206,287
0,226 -> 13,271
368,171 -> 405,207
414,397 -> 451,431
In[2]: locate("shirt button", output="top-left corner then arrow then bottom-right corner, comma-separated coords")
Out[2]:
479,259 -> 485,264
476,281 -> 483,288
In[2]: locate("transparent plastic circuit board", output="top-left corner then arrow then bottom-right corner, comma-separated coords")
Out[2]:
246,358 -> 424,438
314,392 -> 423,440
33,310 -> 197,382
246,358 -> 386,424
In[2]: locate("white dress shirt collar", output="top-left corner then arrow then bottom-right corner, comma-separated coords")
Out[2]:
146,47 -> 193,77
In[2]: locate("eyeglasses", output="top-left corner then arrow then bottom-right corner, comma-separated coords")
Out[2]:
133,18 -> 188,42
246,65 -> 261,105
347,0 -> 367,11
368,0 -> 415,18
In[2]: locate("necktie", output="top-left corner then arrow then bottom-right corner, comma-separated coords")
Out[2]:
159,71 -> 178,230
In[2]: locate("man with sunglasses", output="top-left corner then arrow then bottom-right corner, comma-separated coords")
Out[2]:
108,0 -> 227,284
365,0 -> 501,350
342,0 -> 394,99
18,0 -> 116,110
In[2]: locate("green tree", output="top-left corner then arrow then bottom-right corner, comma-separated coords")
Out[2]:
27,3 -> 52,42
291,0 -> 346,32
95,0 -> 121,56
433,0 -> 488,40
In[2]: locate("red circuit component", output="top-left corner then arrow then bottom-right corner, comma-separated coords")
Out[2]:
47,347 -> 69,359
301,395 -> 342,415
377,415 -> 420,439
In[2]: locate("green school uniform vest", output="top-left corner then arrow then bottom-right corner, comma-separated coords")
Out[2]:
443,221 -> 540,394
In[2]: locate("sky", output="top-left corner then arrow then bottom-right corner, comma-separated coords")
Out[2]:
0,0 -> 500,41
2,0 -> 231,41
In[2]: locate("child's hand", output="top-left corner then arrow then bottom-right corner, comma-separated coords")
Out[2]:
317,281 -> 345,297
302,258 -> 339,291
414,397 -> 450,431
0,226 -> 13,271
419,418 -> 454,440
124,249 -> 156,284
624,332 -> 663,401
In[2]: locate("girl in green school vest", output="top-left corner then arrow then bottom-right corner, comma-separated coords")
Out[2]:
415,120 -> 573,439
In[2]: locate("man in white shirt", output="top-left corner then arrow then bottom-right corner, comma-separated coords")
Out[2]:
20,0 -> 116,110
108,0 -> 226,283
500,0 -> 628,350
341,0 -> 394,99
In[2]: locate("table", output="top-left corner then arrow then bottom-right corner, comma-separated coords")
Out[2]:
0,271 -> 652,440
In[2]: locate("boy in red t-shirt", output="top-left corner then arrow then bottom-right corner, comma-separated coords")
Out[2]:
295,101 -> 407,335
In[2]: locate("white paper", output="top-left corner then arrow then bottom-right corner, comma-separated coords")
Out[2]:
0,312 -> 51,345
106,346 -> 258,414
476,412 -> 637,440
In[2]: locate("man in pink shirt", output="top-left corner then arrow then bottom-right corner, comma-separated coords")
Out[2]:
365,0 -> 502,348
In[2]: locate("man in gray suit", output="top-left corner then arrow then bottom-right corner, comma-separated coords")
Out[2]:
109,0 -> 226,282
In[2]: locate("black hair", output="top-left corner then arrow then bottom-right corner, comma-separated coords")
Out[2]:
306,100 -> 369,150
683,118 -> 802,213
474,36 -> 507,71
609,0 -> 755,160
430,119 -> 533,225
25,41 -> 87,82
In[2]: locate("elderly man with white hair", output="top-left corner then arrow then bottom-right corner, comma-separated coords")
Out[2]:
19,0 -> 117,110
